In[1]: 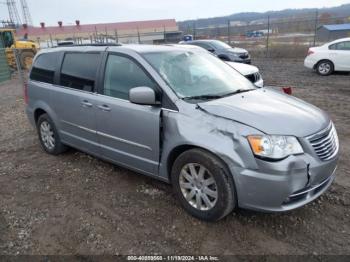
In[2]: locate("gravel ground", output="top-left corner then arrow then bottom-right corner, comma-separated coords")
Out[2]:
0,58 -> 349,256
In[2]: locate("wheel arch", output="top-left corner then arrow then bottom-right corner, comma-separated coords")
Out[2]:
34,108 -> 47,124
314,59 -> 335,69
166,144 -> 238,214
166,144 -> 235,186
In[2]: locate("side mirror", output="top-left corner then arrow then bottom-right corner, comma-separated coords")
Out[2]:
129,86 -> 157,105
207,48 -> 215,53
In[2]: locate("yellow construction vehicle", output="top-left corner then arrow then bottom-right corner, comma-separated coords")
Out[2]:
0,28 -> 39,70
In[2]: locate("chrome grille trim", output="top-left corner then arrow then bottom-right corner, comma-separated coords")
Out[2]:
246,72 -> 261,83
308,123 -> 339,161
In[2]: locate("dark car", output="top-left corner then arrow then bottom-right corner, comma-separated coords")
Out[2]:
181,39 -> 251,64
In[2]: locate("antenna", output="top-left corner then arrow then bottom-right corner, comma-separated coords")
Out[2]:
19,0 -> 33,26
6,0 -> 22,26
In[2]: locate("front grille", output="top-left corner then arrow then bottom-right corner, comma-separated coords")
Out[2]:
308,123 -> 339,161
246,72 -> 261,83
239,52 -> 249,59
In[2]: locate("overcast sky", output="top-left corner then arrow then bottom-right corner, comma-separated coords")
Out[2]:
1,0 -> 349,26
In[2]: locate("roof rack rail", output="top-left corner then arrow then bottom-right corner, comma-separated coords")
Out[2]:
56,43 -> 122,47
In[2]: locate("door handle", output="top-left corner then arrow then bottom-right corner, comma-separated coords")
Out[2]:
81,100 -> 93,108
98,105 -> 111,112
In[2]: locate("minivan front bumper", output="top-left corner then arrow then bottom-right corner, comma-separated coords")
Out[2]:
231,153 -> 338,212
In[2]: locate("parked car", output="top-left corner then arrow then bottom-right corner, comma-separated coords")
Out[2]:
304,37 -> 350,75
169,44 -> 263,87
180,39 -> 251,64
26,44 -> 339,221
227,62 -> 263,87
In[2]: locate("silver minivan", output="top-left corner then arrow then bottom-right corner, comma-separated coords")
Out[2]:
26,44 -> 339,221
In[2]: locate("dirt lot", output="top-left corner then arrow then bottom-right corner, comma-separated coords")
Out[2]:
0,58 -> 349,256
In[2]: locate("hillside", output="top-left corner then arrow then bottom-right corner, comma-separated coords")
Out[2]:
178,3 -> 350,29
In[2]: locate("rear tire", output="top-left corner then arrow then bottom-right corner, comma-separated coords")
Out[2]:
316,60 -> 334,76
171,149 -> 236,221
37,114 -> 67,155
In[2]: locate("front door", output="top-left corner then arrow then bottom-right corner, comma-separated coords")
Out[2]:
95,53 -> 161,175
335,41 -> 350,71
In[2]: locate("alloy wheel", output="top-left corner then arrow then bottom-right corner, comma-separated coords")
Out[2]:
318,62 -> 331,75
40,121 -> 55,150
179,163 -> 218,211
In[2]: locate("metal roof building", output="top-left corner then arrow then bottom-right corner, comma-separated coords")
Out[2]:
15,19 -> 181,46
317,23 -> 350,42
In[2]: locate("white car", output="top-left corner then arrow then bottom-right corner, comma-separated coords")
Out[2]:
304,37 -> 350,76
226,62 -> 264,87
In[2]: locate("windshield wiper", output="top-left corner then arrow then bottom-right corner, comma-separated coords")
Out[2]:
182,89 -> 256,101
220,88 -> 256,97
182,94 -> 223,101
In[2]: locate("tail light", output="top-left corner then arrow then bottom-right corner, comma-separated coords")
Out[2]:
282,87 -> 292,95
24,82 -> 29,104
307,49 -> 314,56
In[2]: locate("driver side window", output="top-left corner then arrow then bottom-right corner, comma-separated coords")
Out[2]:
103,54 -> 157,100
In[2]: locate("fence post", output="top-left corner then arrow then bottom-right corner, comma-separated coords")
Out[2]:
137,28 -> 141,44
163,25 -> 167,44
13,48 -> 25,89
193,22 -> 196,40
313,10 -> 319,46
266,15 -> 270,58
49,34 -> 53,47
227,20 -> 231,45
115,29 -> 118,43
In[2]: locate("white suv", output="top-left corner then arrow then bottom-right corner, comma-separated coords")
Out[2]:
304,37 -> 350,76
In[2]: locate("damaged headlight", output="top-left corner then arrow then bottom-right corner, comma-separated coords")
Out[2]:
247,135 -> 303,160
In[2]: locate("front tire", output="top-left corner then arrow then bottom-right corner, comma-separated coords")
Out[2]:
316,60 -> 334,76
37,114 -> 67,155
171,149 -> 236,221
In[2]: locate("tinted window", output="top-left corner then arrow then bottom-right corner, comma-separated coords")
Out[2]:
30,52 -> 58,84
329,41 -> 350,50
60,53 -> 100,91
192,42 -> 213,50
104,54 -> 156,100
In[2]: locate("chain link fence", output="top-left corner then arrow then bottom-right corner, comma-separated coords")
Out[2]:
0,48 -> 11,83
181,13 -> 350,58
0,47 -> 27,100
38,29 -> 182,48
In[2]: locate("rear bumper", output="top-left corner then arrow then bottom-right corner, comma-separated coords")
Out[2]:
230,153 -> 338,212
304,57 -> 316,69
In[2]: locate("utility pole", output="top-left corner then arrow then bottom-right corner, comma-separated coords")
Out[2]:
313,10 -> 319,46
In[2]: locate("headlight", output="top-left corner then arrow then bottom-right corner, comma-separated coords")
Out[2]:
247,135 -> 303,160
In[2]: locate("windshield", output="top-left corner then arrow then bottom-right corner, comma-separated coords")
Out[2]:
210,40 -> 232,49
143,51 -> 255,100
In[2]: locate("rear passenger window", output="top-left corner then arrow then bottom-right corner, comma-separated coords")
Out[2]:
30,52 -> 58,84
103,54 -> 156,100
60,53 -> 100,92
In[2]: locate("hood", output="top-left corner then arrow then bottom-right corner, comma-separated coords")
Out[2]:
226,62 -> 258,76
198,88 -> 330,137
